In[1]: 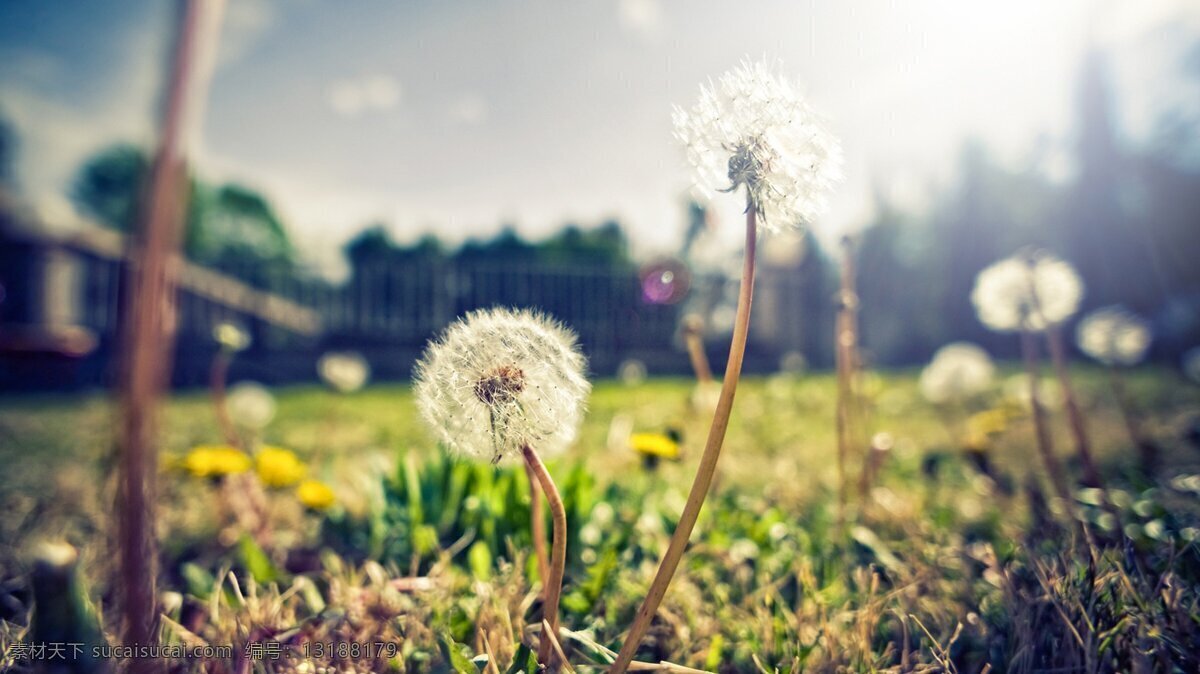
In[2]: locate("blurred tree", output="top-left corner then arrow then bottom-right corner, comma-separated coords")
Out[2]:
192,184 -> 295,269
795,229 -> 836,367
343,224 -> 397,268
540,219 -> 630,266
73,144 -> 149,231
72,144 -> 296,287
1061,50 -> 1160,311
856,195 -> 943,364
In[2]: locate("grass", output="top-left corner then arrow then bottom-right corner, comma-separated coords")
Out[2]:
1,367 -> 1200,672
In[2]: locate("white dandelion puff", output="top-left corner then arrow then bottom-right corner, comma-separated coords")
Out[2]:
673,57 -> 843,232
1076,307 -> 1152,366
226,381 -> 276,430
618,359 -> 648,386
413,307 -> 590,464
919,342 -> 995,404
318,351 -> 371,393
972,250 -> 1084,332
212,321 -> 251,352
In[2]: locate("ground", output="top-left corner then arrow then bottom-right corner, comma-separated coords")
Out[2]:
1,368 -> 1199,672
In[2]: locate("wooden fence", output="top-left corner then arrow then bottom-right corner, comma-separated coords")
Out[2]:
1,202 -> 819,390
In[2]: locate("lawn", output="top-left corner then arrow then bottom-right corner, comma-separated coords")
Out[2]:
2,368 -> 1200,672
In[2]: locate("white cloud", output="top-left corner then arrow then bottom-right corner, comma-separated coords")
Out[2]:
328,74 -> 401,118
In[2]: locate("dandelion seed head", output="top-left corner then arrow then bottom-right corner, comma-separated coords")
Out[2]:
919,342 -> 995,404
318,351 -> 371,393
618,358 -> 648,386
673,58 -> 843,232
226,381 -> 276,430
213,320 -> 251,352
1076,306 -> 1152,366
972,251 -> 1083,332
414,307 -> 590,464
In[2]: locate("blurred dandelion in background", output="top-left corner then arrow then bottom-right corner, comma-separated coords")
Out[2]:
972,251 -> 1084,332
225,381 -> 277,431
318,351 -> 370,393
617,358 -> 648,385
919,342 -> 995,404
673,58 -> 843,230
212,320 -> 251,353
1076,307 -> 1152,366
778,350 -> 808,376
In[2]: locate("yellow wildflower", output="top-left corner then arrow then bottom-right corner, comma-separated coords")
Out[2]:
963,429 -> 991,452
630,432 -> 681,460
296,480 -> 336,510
966,409 -> 1009,439
184,445 -> 251,478
255,446 -> 307,488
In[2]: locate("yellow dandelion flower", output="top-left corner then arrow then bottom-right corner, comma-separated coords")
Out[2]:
255,446 -> 307,488
184,445 -> 251,478
963,429 -> 991,452
966,409 -> 1009,439
630,432 -> 681,460
296,480 -> 336,510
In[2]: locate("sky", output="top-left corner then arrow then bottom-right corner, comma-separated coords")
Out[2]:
1,0 -> 1197,279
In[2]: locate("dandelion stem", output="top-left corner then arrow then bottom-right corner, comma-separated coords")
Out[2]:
1020,328 -> 1073,506
524,460 -> 550,586
835,235 -> 861,530
210,351 -> 238,448
682,316 -> 713,384
1044,327 -> 1103,488
522,445 -> 566,670
115,1 -> 219,665
611,204 -> 758,674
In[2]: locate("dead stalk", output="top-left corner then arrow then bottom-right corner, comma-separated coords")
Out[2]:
116,1 -> 221,667
683,315 -> 713,384
1020,328 -> 1073,507
835,235 -> 861,528
1044,327 -> 1103,487
209,351 -> 238,447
